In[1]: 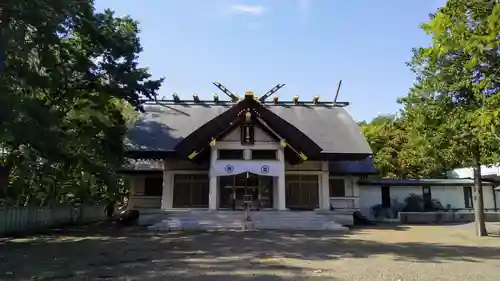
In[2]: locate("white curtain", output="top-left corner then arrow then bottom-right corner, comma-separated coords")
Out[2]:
210,160 -> 283,177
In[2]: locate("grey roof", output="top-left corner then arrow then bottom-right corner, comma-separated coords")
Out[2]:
120,159 -> 164,171
481,175 -> 500,183
126,101 -> 372,155
358,178 -> 496,187
266,104 -> 371,154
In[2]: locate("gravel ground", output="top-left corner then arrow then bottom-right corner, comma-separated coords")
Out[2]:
1,223 -> 500,281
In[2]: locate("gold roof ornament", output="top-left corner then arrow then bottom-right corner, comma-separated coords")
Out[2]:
245,111 -> 252,123
209,138 -> 216,147
193,94 -> 200,103
245,91 -> 254,98
273,95 -> 279,104
188,150 -> 198,160
173,92 -> 180,102
299,152 -> 308,161
280,139 -> 287,148
313,96 -> 320,105
293,95 -> 299,105
254,95 -> 260,103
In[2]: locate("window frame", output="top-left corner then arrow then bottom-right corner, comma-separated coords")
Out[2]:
329,178 -> 346,197
218,149 -> 244,160
285,174 -> 319,209
463,186 -> 473,209
381,185 -> 391,208
143,177 -> 163,197
172,174 -> 209,208
251,149 -> 277,160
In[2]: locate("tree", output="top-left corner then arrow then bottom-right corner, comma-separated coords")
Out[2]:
360,114 -> 451,179
400,0 -> 500,236
0,0 -> 162,207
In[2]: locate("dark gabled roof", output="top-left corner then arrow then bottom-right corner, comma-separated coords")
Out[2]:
125,99 -> 372,160
357,178 -> 496,187
329,158 -> 378,175
173,97 -> 326,164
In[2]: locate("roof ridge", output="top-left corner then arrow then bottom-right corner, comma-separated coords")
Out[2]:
142,100 -> 350,107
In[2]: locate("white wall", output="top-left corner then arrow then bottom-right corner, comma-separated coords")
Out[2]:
483,186 -> 496,210
359,185 -> 381,215
430,186 -> 465,209
358,184 -> 499,213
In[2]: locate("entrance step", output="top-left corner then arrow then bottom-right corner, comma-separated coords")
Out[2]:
149,211 -> 248,231
249,211 -> 350,231
147,210 -> 352,232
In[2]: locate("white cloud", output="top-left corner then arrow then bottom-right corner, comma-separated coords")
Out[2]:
230,4 -> 267,16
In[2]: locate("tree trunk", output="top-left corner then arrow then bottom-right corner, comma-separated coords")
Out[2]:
472,148 -> 488,236
0,163 -> 12,202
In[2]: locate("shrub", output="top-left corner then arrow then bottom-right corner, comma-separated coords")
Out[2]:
370,193 -> 445,219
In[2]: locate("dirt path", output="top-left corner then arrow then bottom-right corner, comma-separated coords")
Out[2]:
1,223 -> 500,280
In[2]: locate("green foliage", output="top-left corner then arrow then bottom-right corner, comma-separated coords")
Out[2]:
402,194 -> 443,212
360,114 -> 449,178
0,0 -> 162,206
400,0 -> 500,167
393,0 -> 499,235
362,0 -> 500,181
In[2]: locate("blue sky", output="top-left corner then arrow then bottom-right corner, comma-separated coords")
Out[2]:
94,0 -> 445,122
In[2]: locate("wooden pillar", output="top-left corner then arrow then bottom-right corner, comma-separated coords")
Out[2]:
208,146 -> 218,210
161,168 -> 174,210
277,148 -> 286,210
320,161 -> 330,210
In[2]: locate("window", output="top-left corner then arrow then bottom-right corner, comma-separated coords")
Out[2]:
464,186 -> 473,208
422,186 -> 433,210
251,150 -> 277,160
422,186 -> 432,199
144,177 -> 163,196
218,149 -> 244,160
285,175 -> 319,209
173,174 -> 209,208
329,179 -> 345,197
381,186 -> 391,208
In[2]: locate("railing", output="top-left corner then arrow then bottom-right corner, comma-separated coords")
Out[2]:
0,205 -> 107,236
329,197 -> 360,210
129,196 -> 162,209
442,208 -> 498,212
399,211 -> 500,224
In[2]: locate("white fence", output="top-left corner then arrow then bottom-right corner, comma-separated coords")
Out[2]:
0,205 -> 107,236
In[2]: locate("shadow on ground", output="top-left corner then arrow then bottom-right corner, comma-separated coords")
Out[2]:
1,223 -> 499,280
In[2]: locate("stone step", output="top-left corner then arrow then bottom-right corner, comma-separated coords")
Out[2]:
148,211 -> 351,231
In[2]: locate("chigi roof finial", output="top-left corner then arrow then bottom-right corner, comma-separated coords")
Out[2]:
259,84 -> 285,103
212,81 -> 239,102
333,79 -> 342,104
